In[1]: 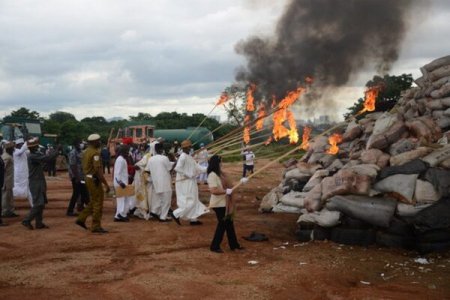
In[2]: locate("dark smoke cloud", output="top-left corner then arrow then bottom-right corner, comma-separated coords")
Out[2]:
236,0 -> 422,103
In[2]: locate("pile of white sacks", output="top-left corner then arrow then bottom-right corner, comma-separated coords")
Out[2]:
260,56 -> 450,253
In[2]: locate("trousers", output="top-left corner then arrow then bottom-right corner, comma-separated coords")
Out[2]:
67,179 -> 90,214
1,188 -> 14,216
151,191 -> 172,220
23,204 -> 45,226
77,178 -> 104,231
210,207 -> 240,250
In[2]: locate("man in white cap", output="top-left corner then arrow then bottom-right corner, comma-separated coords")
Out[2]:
11,138 -> 32,215
76,133 -> 110,233
195,143 -> 209,185
171,139 -> 208,225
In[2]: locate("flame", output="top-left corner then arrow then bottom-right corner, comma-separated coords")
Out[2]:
300,126 -> 312,150
256,104 -> 266,131
216,92 -> 229,106
278,87 -> 305,109
326,133 -> 343,155
243,115 -> 251,144
305,76 -> 314,85
246,83 -> 256,112
287,110 -> 298,144
358,86 -> 380,114
272,109 -> 289,141
264,136 -> 273,145
243,126 -> 250,144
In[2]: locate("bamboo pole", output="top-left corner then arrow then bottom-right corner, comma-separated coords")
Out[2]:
231,120 -> 346,191
191,122 -> 228,146
187,104 -> 217,140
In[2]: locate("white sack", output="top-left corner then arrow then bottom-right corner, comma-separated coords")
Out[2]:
374,174 -> 419,204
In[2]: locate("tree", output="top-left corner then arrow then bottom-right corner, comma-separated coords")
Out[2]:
5,107 -> 40,120
222,84 -> 246,125
129,112 -> 152,121
49,111 -> 77,123
344,74 -> 413,119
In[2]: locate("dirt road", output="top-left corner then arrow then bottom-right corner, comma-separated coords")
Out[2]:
0,160 -> 449,299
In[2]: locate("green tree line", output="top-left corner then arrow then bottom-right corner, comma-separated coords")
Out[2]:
2,108 -> 235,145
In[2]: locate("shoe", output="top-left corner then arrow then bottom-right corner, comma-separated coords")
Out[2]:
75,220 -> 88,230
3,212 -> 19,218
149,212 -> 160,220
190,221 -> 203,226
92,227 -> 108,234
210,248 -> 224,253
114,217 -> 126,222
169,210 -> 181,226
22,221 -> 34,230
231,246 -> 245,251
36,223 -> 50,229
114,215 -> 129,222
159,218 -> 172,223
66,212 -> 78,217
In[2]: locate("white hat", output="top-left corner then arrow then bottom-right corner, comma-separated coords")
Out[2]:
15,138 -> 24,144
87,133 -> 101,142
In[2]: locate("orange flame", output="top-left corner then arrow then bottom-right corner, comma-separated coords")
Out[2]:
243,126 -> 250,144
243,115 -> 251,144
272,109 -> 289,141
300,126 -> 312,150
326,133 -> 343,155
278,87 -> 305,109
246,83 -> 256,112
358,86 -> 380,114
264,136 -> 273,145
256,104 -> 266,131
216,92 -> 229,106
287,111 -> 298,144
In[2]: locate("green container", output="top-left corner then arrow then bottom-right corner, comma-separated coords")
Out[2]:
154,127 -> 214,149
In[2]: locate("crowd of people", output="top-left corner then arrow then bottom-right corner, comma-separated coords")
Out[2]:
0,133 -> 254,253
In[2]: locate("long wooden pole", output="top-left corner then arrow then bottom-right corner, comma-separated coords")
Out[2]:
187,104 -> 218,140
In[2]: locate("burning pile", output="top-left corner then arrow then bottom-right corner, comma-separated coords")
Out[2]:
259,56 -> 450,254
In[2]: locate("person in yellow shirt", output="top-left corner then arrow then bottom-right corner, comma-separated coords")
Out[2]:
207,155 -> 243,253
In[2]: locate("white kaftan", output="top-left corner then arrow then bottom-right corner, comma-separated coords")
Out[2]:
147,154 -> 174,220
134,153 -> 152,219
114,155 -> 135,218
13,143 -> 33,204
173,152 -> 208,220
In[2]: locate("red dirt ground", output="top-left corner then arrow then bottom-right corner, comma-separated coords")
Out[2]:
0,160 -> 449,300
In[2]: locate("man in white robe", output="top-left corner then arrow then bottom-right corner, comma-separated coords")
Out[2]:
13,138 -> 33,208
147,143 -> 174,222
113,145 -> 134,222
171,140 -> 208,225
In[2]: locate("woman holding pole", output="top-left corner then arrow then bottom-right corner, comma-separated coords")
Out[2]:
207,155 -> 244,253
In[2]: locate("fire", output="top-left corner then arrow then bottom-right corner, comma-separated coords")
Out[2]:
256,104 -> 266,131
358,86 -> 380,114
300,126 -> 312,150
246,83 -> 256,112
243,115 -> 251,144
278,87 -> 305,109
287,110 -> 298,144
264,136 -> 273,145
272,109 -> 289,141
216,92 -> 229,106
243,126 -> 250,144
326,133 -> 343,155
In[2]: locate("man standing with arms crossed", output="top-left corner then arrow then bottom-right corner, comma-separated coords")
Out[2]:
76,134 -> 110,234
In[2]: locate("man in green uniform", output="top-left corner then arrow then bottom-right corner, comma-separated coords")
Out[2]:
75,134 -> 110,234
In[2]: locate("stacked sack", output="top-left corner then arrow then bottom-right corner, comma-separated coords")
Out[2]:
259,55 -> 450,254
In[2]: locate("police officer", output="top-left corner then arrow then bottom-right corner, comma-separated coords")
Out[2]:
75,134 -> 111,234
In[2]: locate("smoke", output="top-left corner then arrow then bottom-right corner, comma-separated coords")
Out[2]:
236,0 -> 424,104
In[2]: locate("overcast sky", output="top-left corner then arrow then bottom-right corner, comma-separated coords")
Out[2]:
0,0 -> 449,122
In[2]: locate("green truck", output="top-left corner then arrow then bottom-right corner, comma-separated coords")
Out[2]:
0,117 -> 58,146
